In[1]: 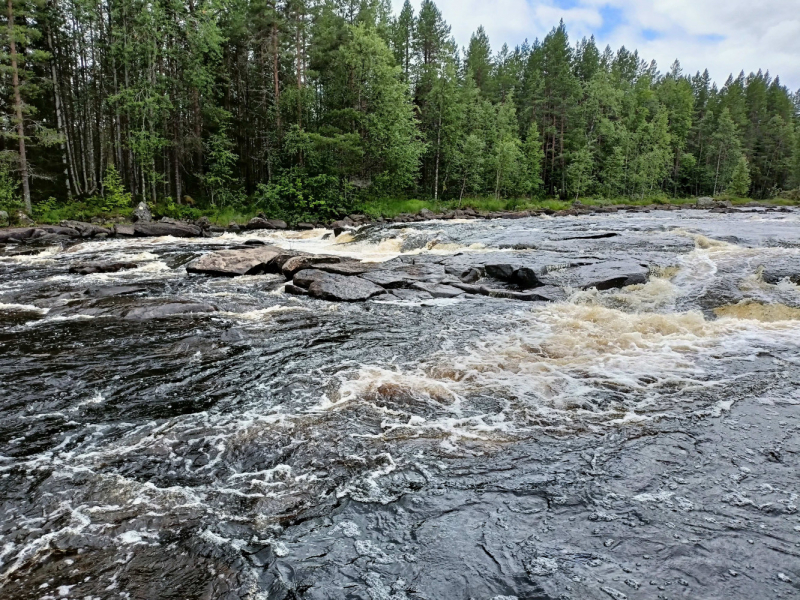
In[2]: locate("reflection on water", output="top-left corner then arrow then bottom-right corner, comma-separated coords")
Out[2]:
1,209 -> 799,599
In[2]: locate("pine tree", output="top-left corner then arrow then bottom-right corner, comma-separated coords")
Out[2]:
727,155 -> 751,197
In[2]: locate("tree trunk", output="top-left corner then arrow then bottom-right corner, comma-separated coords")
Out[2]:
434,109 -> 442,201
46,24 -> 73,199
7,0 -> 31,212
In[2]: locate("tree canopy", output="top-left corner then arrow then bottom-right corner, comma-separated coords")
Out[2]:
1,0 -> 798,216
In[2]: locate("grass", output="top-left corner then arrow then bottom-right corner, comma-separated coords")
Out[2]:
4,194 -> 795,228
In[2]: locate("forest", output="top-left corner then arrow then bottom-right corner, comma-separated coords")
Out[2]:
2,0 -> 800,222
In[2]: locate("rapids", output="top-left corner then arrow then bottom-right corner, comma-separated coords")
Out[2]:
1,209 -> 799,599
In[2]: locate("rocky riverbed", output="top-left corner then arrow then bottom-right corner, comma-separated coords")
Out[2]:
1,208 -> 799,600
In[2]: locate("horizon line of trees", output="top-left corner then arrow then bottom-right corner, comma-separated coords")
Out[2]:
1,0 -> 800,217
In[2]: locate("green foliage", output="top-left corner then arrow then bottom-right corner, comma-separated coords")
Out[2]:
204,125 -> 245,207
101,164 -> 132,211
727,155 -> 752,197
0,160 -> 21,213
255,171 -> 357,223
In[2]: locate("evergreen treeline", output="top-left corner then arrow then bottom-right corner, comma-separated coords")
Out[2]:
3,0 -> 800,219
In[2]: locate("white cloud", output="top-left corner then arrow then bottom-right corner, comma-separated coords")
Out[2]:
391,0 -> 800,89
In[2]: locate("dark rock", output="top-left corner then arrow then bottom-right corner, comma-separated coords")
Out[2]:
360,270 -> 409,288
411,282 -> 464,298
513,266 -> 543,288
228,221 -> 241,231
124,302 -> 217,320
186,246 -> 282,276
484,263 -> 516,280
460,268 -> 482,284
132,201 -> 152,223
208,225 -> 227,233
284,283 -> 308,295
60,220 -> 111,238
195,216 -> 211,230
69,262 -> 140,275
296,222 -> 315,230
246,217 -> 287,230
0,227 -> 36,243
330,220 -> 349,237
114,224 -> 135,237
243,239 -> 268,245
293,269 -> 331,289
419,208 -> 437,220
282,255 -> 341,278
307,273 -> 386,302
134,221 -> 202,238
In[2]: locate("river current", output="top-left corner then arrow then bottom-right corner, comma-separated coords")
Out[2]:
1,209 -> 799,599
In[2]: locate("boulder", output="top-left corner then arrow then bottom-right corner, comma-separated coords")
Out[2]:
132,201 -> 152,223
460,267 -> 482,284
419,208 -> 437,220
228,221 -> 241,231
282,255 -> 341,278
60,220 -> 111,238
513,266 -> 543,288
696,197 -> 715,208
16,212 -> 35,226
246,217 -> 288,230
185,246 -> 282,276
69,262 -> 140,275
296,222 -> 315,230
195,216 -> 211,230
134,221 -> 202,238
484,263 -> 516,280
0,210 -> 8,226
0,227 -> 36,243
307,273 -> 386,302
330,220 -> 349,237
293,269 -> 331,289
114,224 -> 135,237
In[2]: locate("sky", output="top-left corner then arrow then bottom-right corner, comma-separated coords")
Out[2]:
390,0 -> 800,91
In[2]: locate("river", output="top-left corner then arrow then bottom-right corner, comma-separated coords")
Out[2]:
1,209 -> 799,600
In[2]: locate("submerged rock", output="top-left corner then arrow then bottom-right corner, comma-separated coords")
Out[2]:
123,302 -> 217,320
307,273 -> 386,302
69,262 -> 140,275
186,246 -> 283,276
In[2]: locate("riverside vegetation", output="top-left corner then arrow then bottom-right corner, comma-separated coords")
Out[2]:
0,0 -> 799,226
